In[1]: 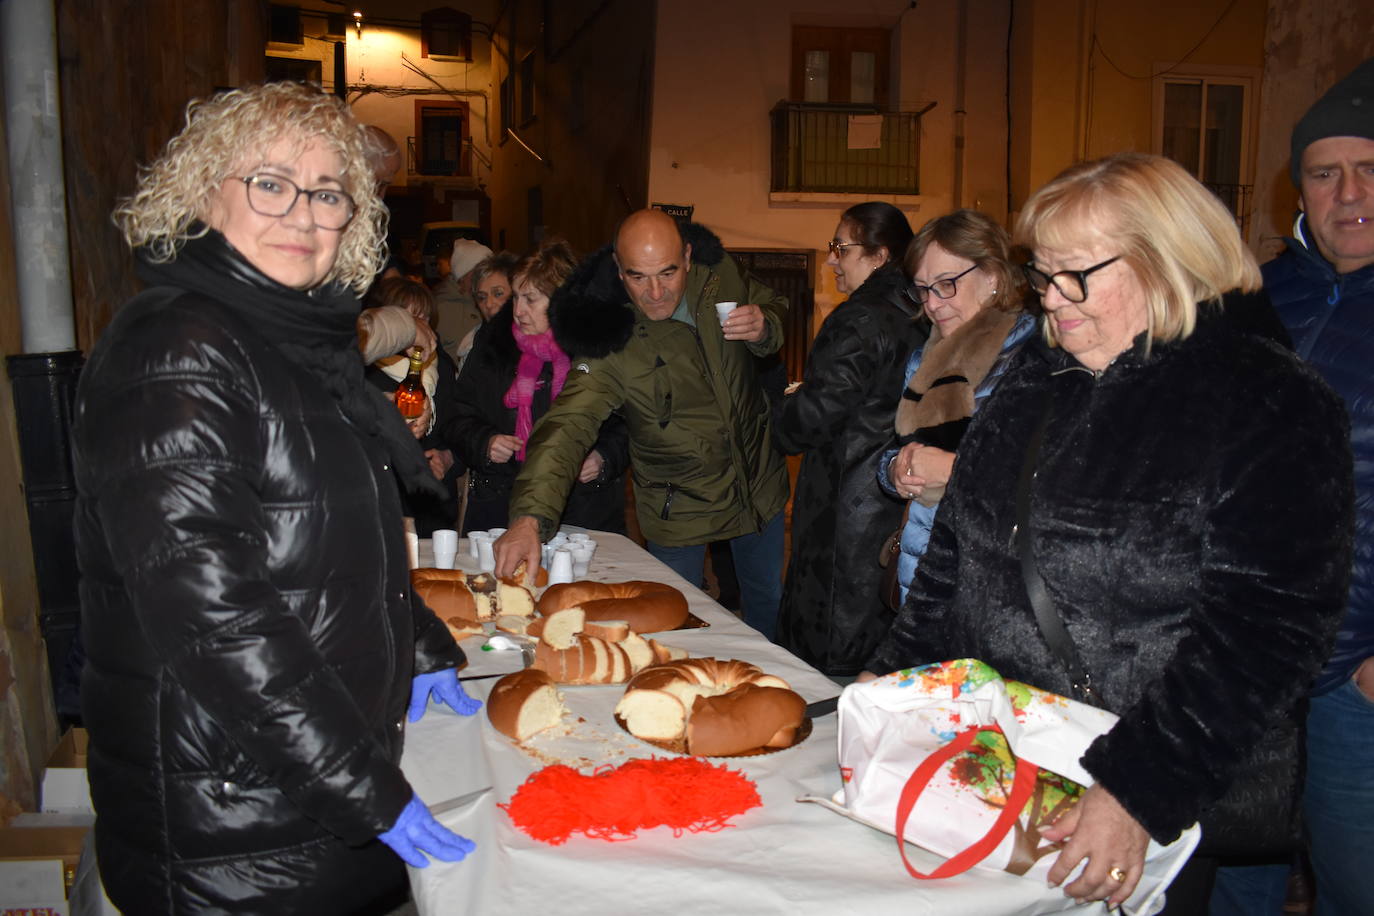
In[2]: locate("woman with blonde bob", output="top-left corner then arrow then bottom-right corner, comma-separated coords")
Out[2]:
862,153 -> 1353,910
74,82 -> 479,914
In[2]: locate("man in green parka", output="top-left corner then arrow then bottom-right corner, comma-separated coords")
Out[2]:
494,209 -> 791,639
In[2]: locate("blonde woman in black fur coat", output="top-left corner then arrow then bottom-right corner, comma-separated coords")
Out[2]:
863,154 -> 1353,912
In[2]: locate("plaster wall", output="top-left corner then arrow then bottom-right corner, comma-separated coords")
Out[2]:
648,0 -> 1012,327
1011,0 -> 1267,224
1253,0 -> 1374,263
343,13 -> 496,192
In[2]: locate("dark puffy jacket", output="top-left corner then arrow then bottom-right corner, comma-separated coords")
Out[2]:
446,300 -> 629,533
1264,217 -> 1374,695
73,241 -> 463,913
868,302 -> 1352,843
772,264 -> 926,675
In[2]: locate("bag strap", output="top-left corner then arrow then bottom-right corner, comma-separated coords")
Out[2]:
894,726 -> 1039,879
1014,389 -> 1097,704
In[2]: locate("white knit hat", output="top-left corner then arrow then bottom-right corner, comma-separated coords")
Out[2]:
450,239 -> 494,281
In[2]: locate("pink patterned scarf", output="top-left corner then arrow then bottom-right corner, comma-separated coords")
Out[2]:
504,326 -> 570,461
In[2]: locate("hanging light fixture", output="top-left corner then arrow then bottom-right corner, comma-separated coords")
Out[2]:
352,9 -> 363,39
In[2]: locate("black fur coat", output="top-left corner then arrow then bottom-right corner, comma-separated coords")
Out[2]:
867,299 -> 1354,843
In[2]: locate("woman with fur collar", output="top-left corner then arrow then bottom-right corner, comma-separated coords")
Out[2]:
877,209 -> 1036,607
863,154 -> 1352,910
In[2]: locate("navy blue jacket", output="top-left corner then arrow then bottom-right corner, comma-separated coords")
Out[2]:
1265,215 -> 1374,695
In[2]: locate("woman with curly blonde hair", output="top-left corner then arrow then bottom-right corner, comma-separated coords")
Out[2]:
74,82 -> 480,913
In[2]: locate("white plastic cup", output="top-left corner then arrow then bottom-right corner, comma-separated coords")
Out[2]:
571,543 -> 595,578
548,548 -> 575,585
468,532 -> 495,572
432,529 -> 459,569
568,533 -> 591,544
487,527 -> 507,539
467,533 -> 480,560
715,301 -> 738,327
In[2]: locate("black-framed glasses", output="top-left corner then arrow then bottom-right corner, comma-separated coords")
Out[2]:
238,173 -> 356,231
904,264 -> 979,305
1022,256 -> 1120,303
828,239 -> 863,257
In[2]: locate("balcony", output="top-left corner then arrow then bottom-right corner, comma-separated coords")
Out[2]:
770,101 -> 928,197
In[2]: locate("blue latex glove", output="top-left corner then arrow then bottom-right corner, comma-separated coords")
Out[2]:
408,668 -> 483,721
378,794 -> 477,868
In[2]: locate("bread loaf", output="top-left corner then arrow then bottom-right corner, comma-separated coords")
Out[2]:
615,658 -> 806,756
411,569 -> 537,638
487,669 -> 567,741
537,580 -> 689,633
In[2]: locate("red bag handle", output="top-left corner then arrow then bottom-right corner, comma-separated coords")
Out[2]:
894,725 -> 1040,879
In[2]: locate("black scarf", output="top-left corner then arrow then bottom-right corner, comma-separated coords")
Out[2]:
136,230 -> 444,500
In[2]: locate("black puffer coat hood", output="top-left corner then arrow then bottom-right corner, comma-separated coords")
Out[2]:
549,222 -> 727,358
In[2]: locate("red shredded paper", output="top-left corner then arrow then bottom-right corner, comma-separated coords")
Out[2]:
499,756 -> 763,845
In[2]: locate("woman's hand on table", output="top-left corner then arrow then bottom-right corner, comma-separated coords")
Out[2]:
1042,783 -> 1148,907
408,669 -> 482,721
487,434 -> 523,463
890,443 -> 955,501
378,794 -> 476,868
495,516 -> 542,583
578,449 -> 605,483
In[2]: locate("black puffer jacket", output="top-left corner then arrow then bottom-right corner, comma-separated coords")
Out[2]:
73,235 -> 464,914
868,300 -> 1353,843
773,264 -> 926,674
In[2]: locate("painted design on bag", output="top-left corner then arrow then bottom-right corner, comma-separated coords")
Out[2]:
945,728 -> 1083,874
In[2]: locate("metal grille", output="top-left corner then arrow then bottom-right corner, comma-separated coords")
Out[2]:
728,249 -> 814,384
770,102 -> 922,195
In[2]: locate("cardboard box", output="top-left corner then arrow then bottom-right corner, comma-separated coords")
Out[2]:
40,731 -> 91,816
0,822 -> 87,916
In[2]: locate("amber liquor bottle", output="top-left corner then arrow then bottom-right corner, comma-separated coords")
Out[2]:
394,347 -> 427,419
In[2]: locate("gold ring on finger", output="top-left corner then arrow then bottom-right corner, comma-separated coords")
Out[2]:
1108,866 -> 1126,883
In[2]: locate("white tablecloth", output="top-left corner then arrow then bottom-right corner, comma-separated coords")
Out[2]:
401,532 -> 1111,915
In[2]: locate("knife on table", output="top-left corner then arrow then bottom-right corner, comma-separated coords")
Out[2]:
427,785 -> 493,817
804,696 -> 841,718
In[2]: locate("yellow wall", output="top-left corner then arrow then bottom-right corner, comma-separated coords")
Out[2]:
649,0 -> 1014,330
1011,0 -> 1268,221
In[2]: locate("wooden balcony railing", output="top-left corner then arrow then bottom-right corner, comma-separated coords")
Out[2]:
770,101 -> 930,195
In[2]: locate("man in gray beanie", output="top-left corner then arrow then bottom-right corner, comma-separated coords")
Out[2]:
1263,55 -> 1374,916
434,238 -> 493,364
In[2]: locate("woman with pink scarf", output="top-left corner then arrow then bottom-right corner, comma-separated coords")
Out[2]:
448,239 -> 628,534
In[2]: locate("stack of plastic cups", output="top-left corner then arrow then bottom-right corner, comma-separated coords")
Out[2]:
570,540 -> 596,577
432,529 -> 459,570
469,532 -> 496,572
548,547 -> 575,585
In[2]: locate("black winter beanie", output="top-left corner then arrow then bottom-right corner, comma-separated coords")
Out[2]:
1291,56 -> 1374,186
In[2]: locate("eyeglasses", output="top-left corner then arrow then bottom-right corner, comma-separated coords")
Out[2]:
904,264 -> 979,305
1022,256 -> 1120,303
827,240 -> 863,257
237,173 -> 356,231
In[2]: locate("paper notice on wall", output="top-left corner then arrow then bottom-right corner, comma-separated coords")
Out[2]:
847,115 -> 883,149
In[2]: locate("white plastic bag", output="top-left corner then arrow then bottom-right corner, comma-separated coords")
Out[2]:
805,659 -> 1200,916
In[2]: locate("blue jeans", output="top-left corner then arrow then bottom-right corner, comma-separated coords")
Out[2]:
646,511 -> 784,642
1306,676 -> 1374,916
1209,862 -> 1288,915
